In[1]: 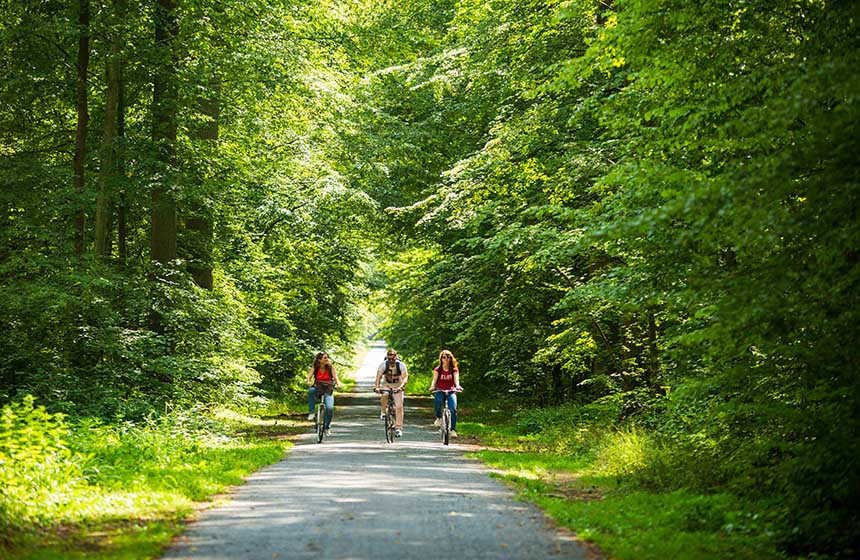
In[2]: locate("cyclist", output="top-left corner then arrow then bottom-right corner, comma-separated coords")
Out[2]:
429,349 -> 462,438
306,352 -> 342,436
375,349 -> 408,437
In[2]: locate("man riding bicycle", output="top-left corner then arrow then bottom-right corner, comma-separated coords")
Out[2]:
375,349 -> 408,437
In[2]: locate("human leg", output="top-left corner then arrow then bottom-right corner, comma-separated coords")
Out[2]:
433,391 -> 444,418
393,389 -> 404,429
323,393 -> 334,429
448,392 -> 458,430
380,392 -> 389,419
307,386 -> 318,413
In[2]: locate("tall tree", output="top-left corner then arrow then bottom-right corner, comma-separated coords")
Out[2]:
94,0 -> 127,259
186,75 -> 218,290
73,0 -> 90,256
150,0 -> 179,331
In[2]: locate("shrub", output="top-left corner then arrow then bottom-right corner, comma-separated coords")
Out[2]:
0,396 -> 82,531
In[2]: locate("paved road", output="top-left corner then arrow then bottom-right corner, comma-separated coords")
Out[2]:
160,343 -> 589,560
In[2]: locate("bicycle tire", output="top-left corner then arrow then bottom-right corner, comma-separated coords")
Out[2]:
442,407 -> 451,445
316,403 -> 325,443
385,402 -> 396,443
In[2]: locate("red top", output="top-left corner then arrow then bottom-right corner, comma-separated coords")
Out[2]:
434,366 -> 457,390
315,367 -> 333,384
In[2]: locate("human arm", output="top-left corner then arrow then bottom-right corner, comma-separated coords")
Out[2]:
429,368 -> 439,392
306,367 -> 314,386
374,364 -> 383,390
396,363 -> 408,391
332,366 -> 343,390
454,369 -> 462,391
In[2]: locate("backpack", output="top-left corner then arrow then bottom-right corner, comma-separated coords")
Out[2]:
383,359 -> 403,383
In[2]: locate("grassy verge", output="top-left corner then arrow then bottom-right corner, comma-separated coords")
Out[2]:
1,404 -> 304,560
457,403 -> 786,560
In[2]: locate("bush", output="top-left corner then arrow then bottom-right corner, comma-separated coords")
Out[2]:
0,396 -> 83,531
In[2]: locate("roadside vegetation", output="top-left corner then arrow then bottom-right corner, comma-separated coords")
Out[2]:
457,398 -> 787,560
0,397 -> 302,559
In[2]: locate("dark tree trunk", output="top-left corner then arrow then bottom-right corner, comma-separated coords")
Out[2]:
117,77 -> 128,268
94,0 -> 126,259
73,0 -> 89,256
551,363 -> 563,403
646,309 -> 660,392
187,77 -> 219,290
150,0 -> 178,332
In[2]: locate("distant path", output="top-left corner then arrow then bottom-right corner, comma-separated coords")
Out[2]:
159,342 -> 590,559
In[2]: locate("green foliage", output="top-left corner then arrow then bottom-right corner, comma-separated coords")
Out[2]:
0,396 -> 81,532
365,0 -> 859,555
0,398 -> 287,554
471,409 -> 786,560
2,0 -> 859,556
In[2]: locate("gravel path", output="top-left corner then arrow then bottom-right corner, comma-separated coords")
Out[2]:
159,343 -> 589,560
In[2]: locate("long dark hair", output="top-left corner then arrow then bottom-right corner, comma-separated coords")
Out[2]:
437,350 -> 458,371
313,352 -> 332,374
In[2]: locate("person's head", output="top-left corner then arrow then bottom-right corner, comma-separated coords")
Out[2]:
438,350 -> 458,370
386,349 -> 398,362
314,351 -> 331,371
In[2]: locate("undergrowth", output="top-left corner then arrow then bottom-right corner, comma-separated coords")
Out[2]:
0,396 -> 290,559
458,397 -> 790,560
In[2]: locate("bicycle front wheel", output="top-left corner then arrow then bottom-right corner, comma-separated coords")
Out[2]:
385,405 -> 396,443
442,407 -> 451,445
316,404 -> 325,443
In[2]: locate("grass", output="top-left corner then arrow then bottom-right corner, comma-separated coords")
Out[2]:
3,362 -> 789,560
1,347 -> 362,558
1,407 -> 302,560
457,406 -> 788,560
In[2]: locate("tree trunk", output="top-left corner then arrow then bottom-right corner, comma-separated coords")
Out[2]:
551,363 -> 563,403
73,0 -> 89,256
150,0 -> 178,332
94,0 -> 126,259
117,73 -> 128,268
187,77 -> 219,290
646,309 -> 660,392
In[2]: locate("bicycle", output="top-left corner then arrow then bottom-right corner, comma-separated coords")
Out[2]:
375,387 -> 402,443
432,388 -> 462,445
313,383 -> 334,443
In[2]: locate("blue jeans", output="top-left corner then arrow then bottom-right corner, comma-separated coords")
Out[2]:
434,391 -> 457,430
308,386 -> 334,429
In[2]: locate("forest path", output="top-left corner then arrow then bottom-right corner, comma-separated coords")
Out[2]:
159,343 -> 590,560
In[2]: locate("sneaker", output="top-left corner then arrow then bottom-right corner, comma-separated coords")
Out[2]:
450,430 -> 458,438
324,429 -> 331,436
379,412 -> 386,420
395,429 -> 403,437
307,413 -> 315,421
433,418 -> 442,427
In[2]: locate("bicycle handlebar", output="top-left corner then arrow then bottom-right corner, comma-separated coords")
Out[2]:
431,388 -> 463,394
375,388 -> 403,394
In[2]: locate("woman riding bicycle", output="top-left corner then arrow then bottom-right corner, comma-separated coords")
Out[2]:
429,349 -> 462,438
306,352 -> 342,436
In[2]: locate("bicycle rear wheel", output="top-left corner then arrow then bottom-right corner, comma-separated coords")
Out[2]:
316,403 -> 325,443
442,407 -> 451,445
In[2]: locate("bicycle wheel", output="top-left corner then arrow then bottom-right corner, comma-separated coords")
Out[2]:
385,403 -> 396,443
316,403 -> 325,443
442,406 -> 451,445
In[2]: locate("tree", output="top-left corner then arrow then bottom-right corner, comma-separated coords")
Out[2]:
73,0 -> 90,256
